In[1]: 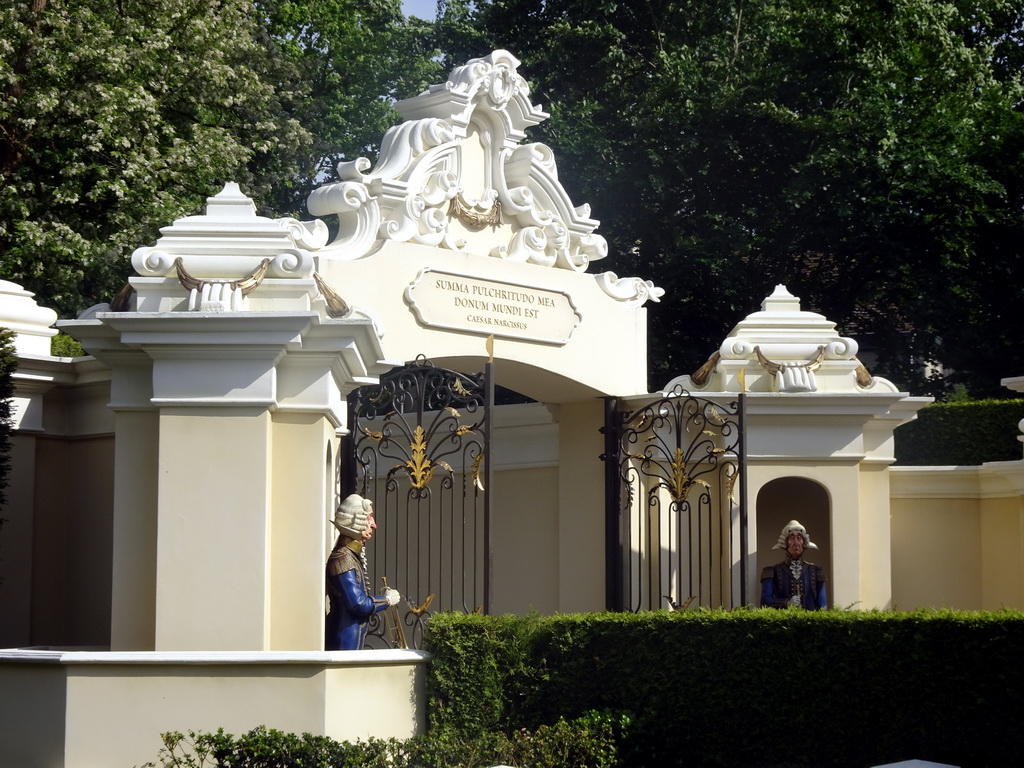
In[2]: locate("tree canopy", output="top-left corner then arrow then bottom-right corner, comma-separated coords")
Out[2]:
434,0 -> 1024,397
2,0 -> 1021,397
255,0 -> 439,214
0,0 -> 439,318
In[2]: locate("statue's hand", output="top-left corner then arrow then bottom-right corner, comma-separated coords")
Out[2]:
384,587 -> 401,607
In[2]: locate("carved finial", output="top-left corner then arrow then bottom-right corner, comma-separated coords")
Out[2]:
109,282 -> 135,312
853,357 -> 874,387
314,272 -> 351,318
761,284 -> 801,313
691,351 -> 721,386
204,182 -> 257,218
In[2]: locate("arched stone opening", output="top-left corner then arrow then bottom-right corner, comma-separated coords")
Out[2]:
755,477 -> 832,607
429,354 -> 598,404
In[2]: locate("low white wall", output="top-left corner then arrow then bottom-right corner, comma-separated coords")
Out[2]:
0,649 -> 429,768
891,461 -> 1024,610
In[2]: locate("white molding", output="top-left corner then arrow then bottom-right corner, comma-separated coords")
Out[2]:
0,648 -> 431,666
1001,376 -> 1024,394
890,464 -> 1024,499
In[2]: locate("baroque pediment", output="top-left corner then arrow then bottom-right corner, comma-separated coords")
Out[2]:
307,50 -> 661,307
666,285 -> 899,394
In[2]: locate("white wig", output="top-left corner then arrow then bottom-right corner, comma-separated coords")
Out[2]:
772,519 -> 818,550
332,494 -> 373,538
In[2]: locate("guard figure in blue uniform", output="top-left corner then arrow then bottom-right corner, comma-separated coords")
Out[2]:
760,519 -> 827,610
325,494 -> 400,650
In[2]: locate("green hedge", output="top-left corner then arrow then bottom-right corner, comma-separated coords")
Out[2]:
894,398 -> 1024,465
424,610 -> 1024,768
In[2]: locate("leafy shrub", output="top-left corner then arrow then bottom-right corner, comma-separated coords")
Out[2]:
142,712 -> 625,768
144,727 -> 396,768
894,398 -> 1024,465
50,332 -> 85,358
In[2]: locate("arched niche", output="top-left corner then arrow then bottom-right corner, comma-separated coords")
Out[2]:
755,477 -> 832,606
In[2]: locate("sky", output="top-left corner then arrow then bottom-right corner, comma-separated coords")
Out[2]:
402,0 -> 437,19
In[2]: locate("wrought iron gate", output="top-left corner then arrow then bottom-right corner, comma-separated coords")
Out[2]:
343,356 -> 492,648
603,388 -> 747,612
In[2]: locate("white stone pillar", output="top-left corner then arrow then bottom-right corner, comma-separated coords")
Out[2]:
60,185 -> 390,651
556,399 -> 607,612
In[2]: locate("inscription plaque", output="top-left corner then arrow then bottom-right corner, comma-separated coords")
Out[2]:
404,268 -> 582,345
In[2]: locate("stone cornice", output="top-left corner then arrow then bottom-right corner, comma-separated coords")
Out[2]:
58,311 -> 389,425
891,463 -> 1024,498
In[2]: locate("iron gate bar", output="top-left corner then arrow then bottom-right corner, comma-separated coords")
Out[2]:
603,388 -> 747,612
738,392 -> 747,604
343,356 -> 491,647
482,361 -> 494,615
602,396 -> 623,611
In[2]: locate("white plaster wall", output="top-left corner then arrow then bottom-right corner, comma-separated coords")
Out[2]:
0,663 -> 67,768
269,413 -> 337,650
980,492 -> 1024,609
9,356 -> 1023,651
0,436 -> 38,648
61,436 -> 115,645
154,409 -> 272,651
355,401 -> 573,617
110,410 -> 159,650
2,354 -> 118,649
556,399 -> 607,612
978,462 -> 1024,609
0,651 -> 428,768
890,463 -> 1024,610
318,242 -> 648,403
491,466 -> 559,614
891,467 -> 985,609
268,415 -> 335,651
858,463 -> 894,609
322,655 -> 426,740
